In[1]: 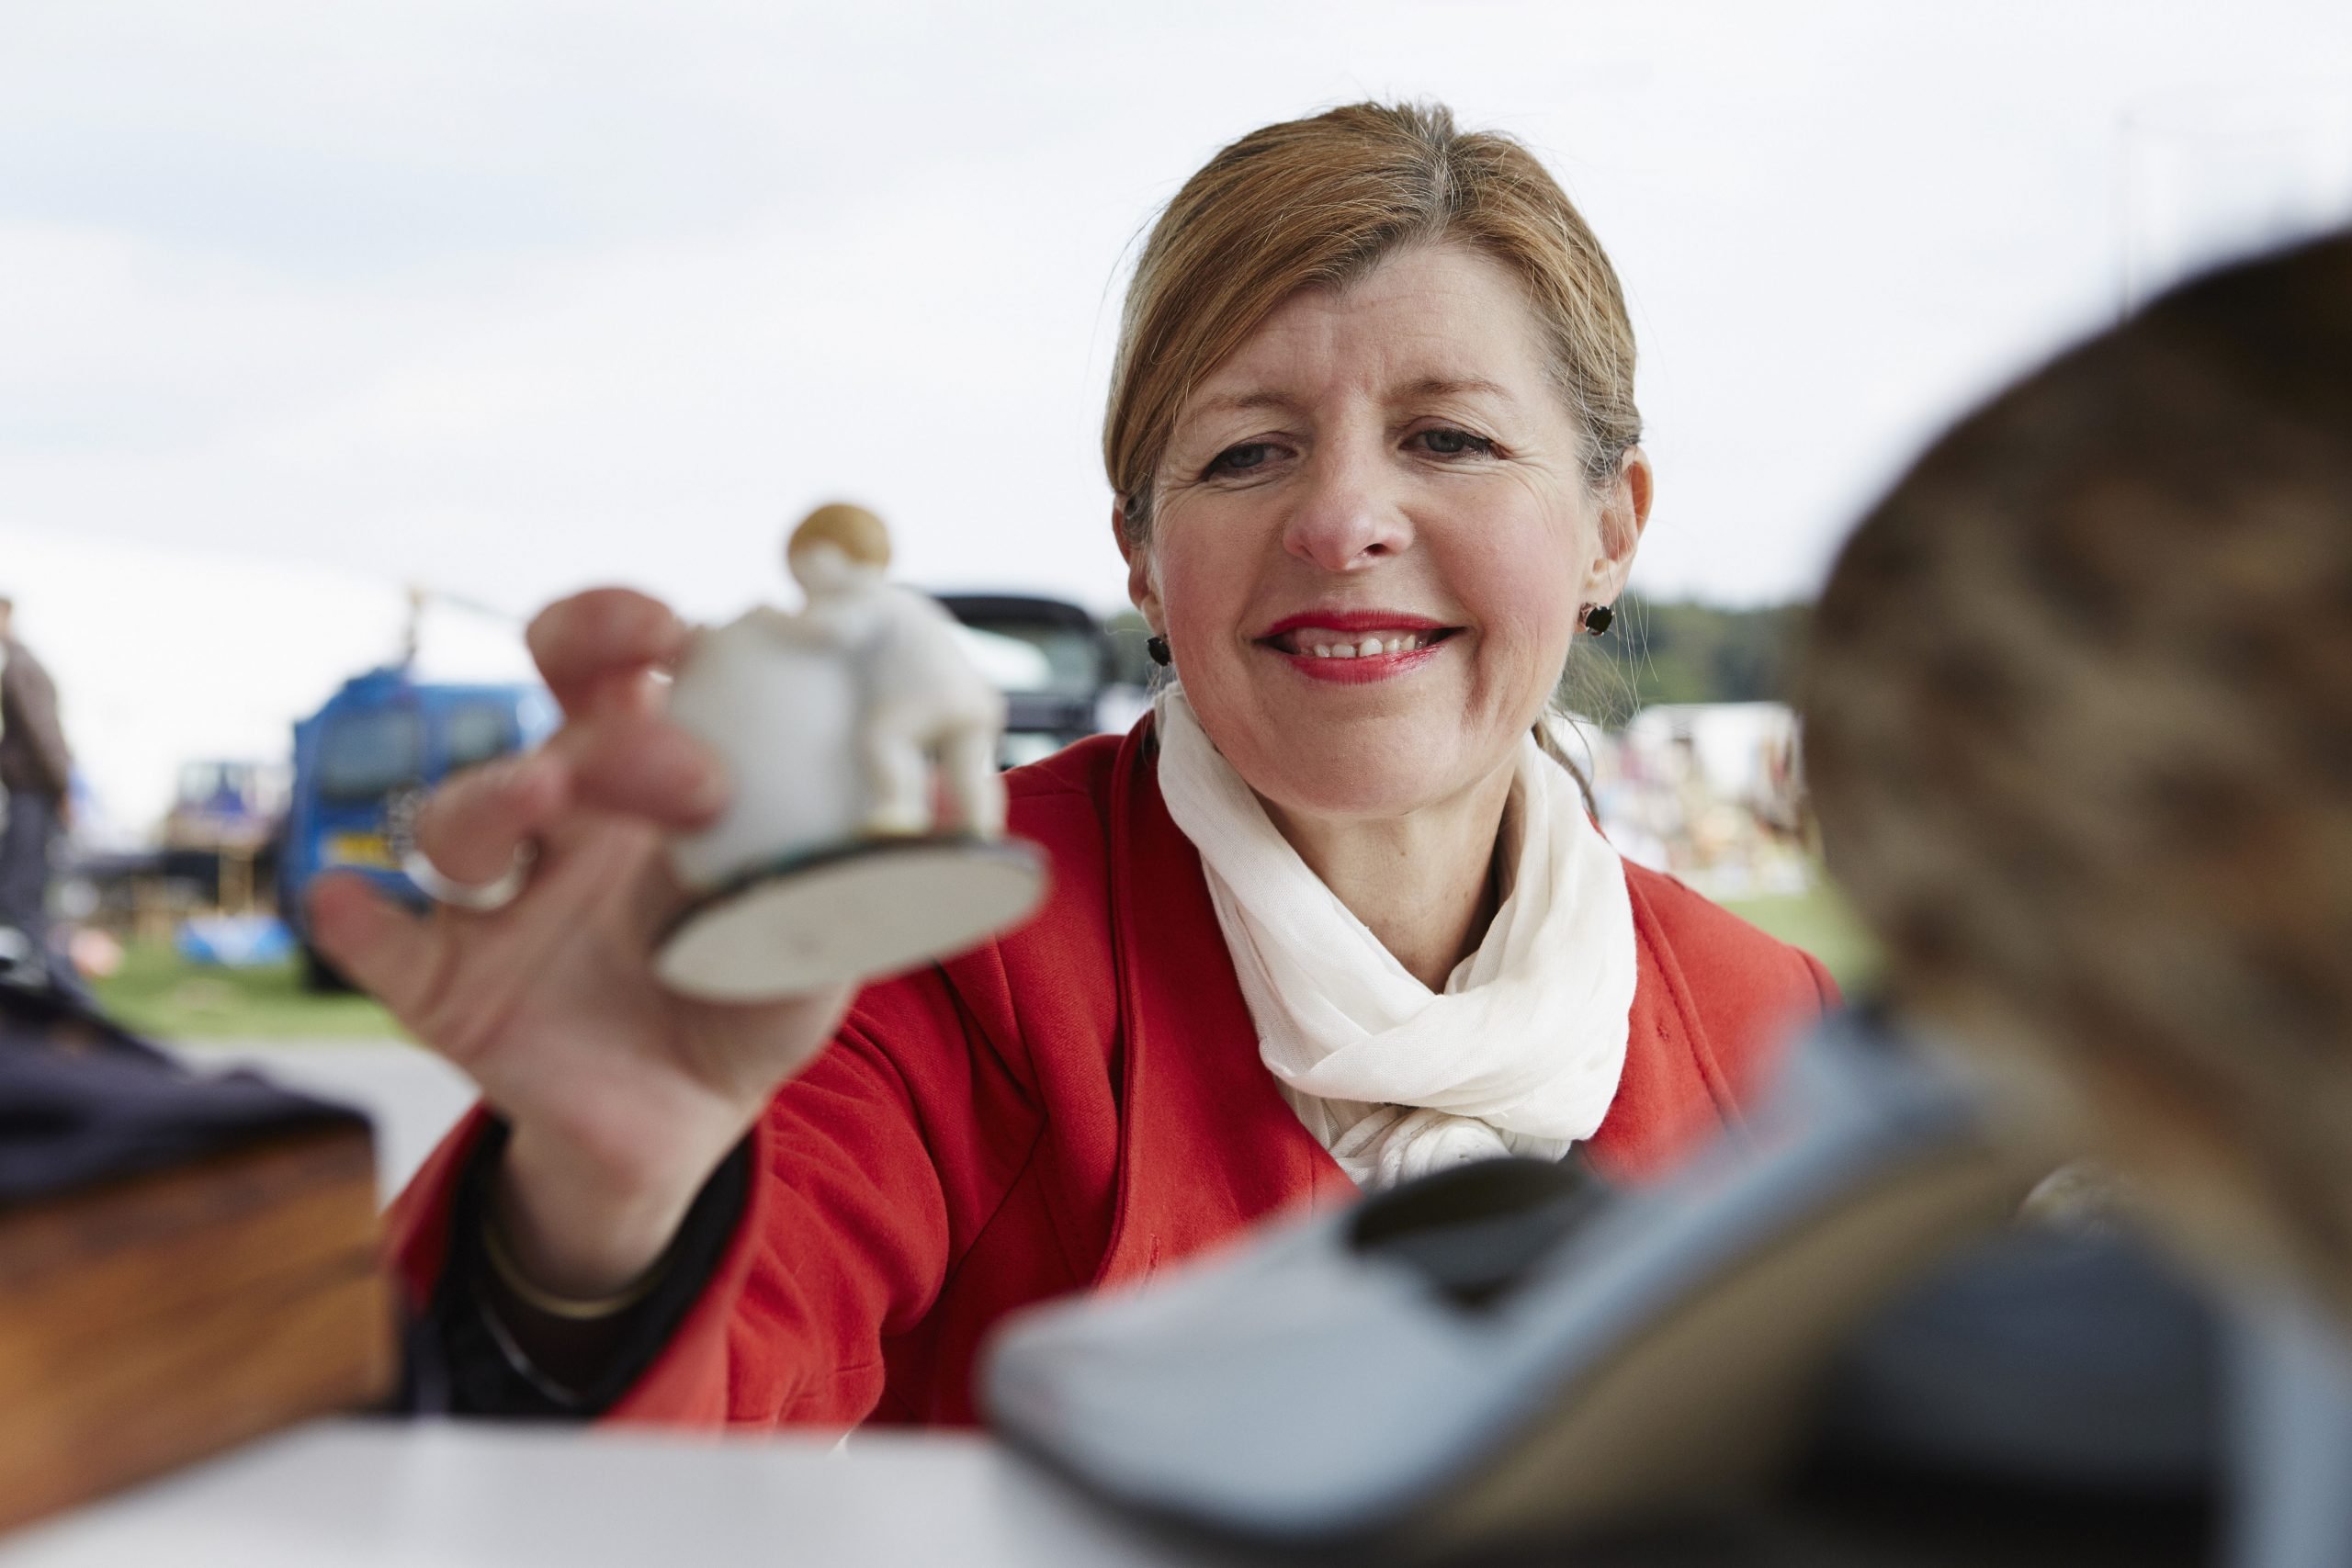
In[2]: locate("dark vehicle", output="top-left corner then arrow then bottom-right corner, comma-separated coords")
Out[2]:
934,594 -> 1132,768
278,666 -> 558,988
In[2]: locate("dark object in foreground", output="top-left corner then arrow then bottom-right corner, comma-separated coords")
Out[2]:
0,973 -> 390,1533
986,1012 -> 2040,1559
986,1014 -> 2352,1564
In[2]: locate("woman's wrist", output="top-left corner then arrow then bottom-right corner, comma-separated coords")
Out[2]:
492,1122 -> 721,1300
430,1124 -> 757,1417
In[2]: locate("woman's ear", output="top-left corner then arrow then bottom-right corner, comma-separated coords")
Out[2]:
1114,501 -> 1165,634
1585,447 -> 1653,604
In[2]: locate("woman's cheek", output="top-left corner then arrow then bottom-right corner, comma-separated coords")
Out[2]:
1453,537 -> 1564,649
1153,515 -> 1257,657
1151,558 -> 1223,662
1457,509 -> 1589,695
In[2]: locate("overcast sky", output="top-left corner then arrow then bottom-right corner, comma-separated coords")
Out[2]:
5,2 -> 2352,822
6,0 -> 2347,621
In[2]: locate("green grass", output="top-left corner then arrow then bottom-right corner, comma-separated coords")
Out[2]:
90,881 -> 1882,1042
92,940 -> 401,1042
1720,882 -> 1882,995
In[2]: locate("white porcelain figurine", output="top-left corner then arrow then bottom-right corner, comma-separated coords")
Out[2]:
652,504 -> 1046,1002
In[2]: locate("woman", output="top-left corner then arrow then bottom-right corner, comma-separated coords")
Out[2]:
319,102 -> 1835,1426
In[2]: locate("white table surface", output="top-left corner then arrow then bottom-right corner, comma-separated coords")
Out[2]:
0,1421 -> 1230,1568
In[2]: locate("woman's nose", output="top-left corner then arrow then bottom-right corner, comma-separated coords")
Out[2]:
1281,446 -> 1413,572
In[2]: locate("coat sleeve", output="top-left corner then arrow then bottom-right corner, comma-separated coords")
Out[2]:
384,965 -> 1033,1429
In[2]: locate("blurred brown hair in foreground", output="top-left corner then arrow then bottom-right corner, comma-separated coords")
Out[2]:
1803,231 -> 2352,1322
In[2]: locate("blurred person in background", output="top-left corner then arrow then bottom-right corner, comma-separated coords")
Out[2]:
315,102 -> 1836,1425
1800,231 -> 2352,1546
0,595 -> 75,979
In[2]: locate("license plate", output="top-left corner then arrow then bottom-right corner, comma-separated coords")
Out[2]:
325,831 -> 395,869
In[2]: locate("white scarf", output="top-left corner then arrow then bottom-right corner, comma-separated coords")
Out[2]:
1154,688 -> 1636,1190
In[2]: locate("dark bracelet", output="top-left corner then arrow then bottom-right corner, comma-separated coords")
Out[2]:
472,1279 -> 595,1413
404,1121 -> 755,1419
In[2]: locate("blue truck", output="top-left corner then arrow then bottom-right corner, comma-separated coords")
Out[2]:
277,665 -> 558,988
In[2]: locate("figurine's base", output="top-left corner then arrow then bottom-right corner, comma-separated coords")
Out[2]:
654,835 -> 1047,1003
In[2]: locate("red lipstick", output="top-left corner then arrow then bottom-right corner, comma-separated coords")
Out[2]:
1254,609 -> 1459,685
1257,609 -> 1447,638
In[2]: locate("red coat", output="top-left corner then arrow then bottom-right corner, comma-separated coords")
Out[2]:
388,724 -> 1837,1428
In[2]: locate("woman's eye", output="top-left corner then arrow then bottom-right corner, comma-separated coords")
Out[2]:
1413,427 -> 1497,457
1205,442 -> 1276,477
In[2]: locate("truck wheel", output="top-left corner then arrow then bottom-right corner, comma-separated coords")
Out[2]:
300,942 -> 355,994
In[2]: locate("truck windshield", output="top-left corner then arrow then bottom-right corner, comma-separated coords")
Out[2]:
317,709 -> 425,805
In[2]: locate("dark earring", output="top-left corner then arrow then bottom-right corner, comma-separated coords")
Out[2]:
1582,604 -> 1614,637
1147,635 -> 1172,667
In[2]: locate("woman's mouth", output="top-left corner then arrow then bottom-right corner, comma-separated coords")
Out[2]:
1255,615 -> 1461,683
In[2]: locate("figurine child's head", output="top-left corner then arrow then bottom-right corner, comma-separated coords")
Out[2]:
787,504 -> 891,596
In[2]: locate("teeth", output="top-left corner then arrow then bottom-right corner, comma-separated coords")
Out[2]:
1289,629 -> 1434,658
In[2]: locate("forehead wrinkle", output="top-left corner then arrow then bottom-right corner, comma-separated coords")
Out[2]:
1186,372 -> 1515,428
1178,271 -> 1542,444
1401,375 -> 1513,406
1187,389 -> 1302,420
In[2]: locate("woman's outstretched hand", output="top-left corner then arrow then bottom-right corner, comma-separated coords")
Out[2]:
307,588 -> 853,1298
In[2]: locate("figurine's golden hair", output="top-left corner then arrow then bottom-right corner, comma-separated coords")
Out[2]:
788,503 -> 891,570
1803,232 -> 2352,1317
1103,101 -> 1638,542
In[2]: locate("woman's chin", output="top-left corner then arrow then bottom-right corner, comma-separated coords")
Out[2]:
1183,667 -> 1514,821
1234,743 -> 1498,828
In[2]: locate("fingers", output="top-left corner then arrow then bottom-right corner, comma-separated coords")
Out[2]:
527,588 -> 693,720
306,873 -> 452,1024
549,711 -> 730,827
412,752 -> 569,884
413,716 -> 727,887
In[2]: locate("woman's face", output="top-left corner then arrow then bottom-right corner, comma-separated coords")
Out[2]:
1125,241 -> 1649,828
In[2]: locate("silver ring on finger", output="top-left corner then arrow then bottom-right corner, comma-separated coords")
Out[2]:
403,842 -> 537,914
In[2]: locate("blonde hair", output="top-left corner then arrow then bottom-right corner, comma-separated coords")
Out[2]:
1802,233 -> 2352,1316
1103,101 -> 1639,541
788,502 -> 891,569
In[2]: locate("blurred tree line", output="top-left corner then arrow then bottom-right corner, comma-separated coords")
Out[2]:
1584,593 -> 1809,718
1102,595 -> 1808,726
